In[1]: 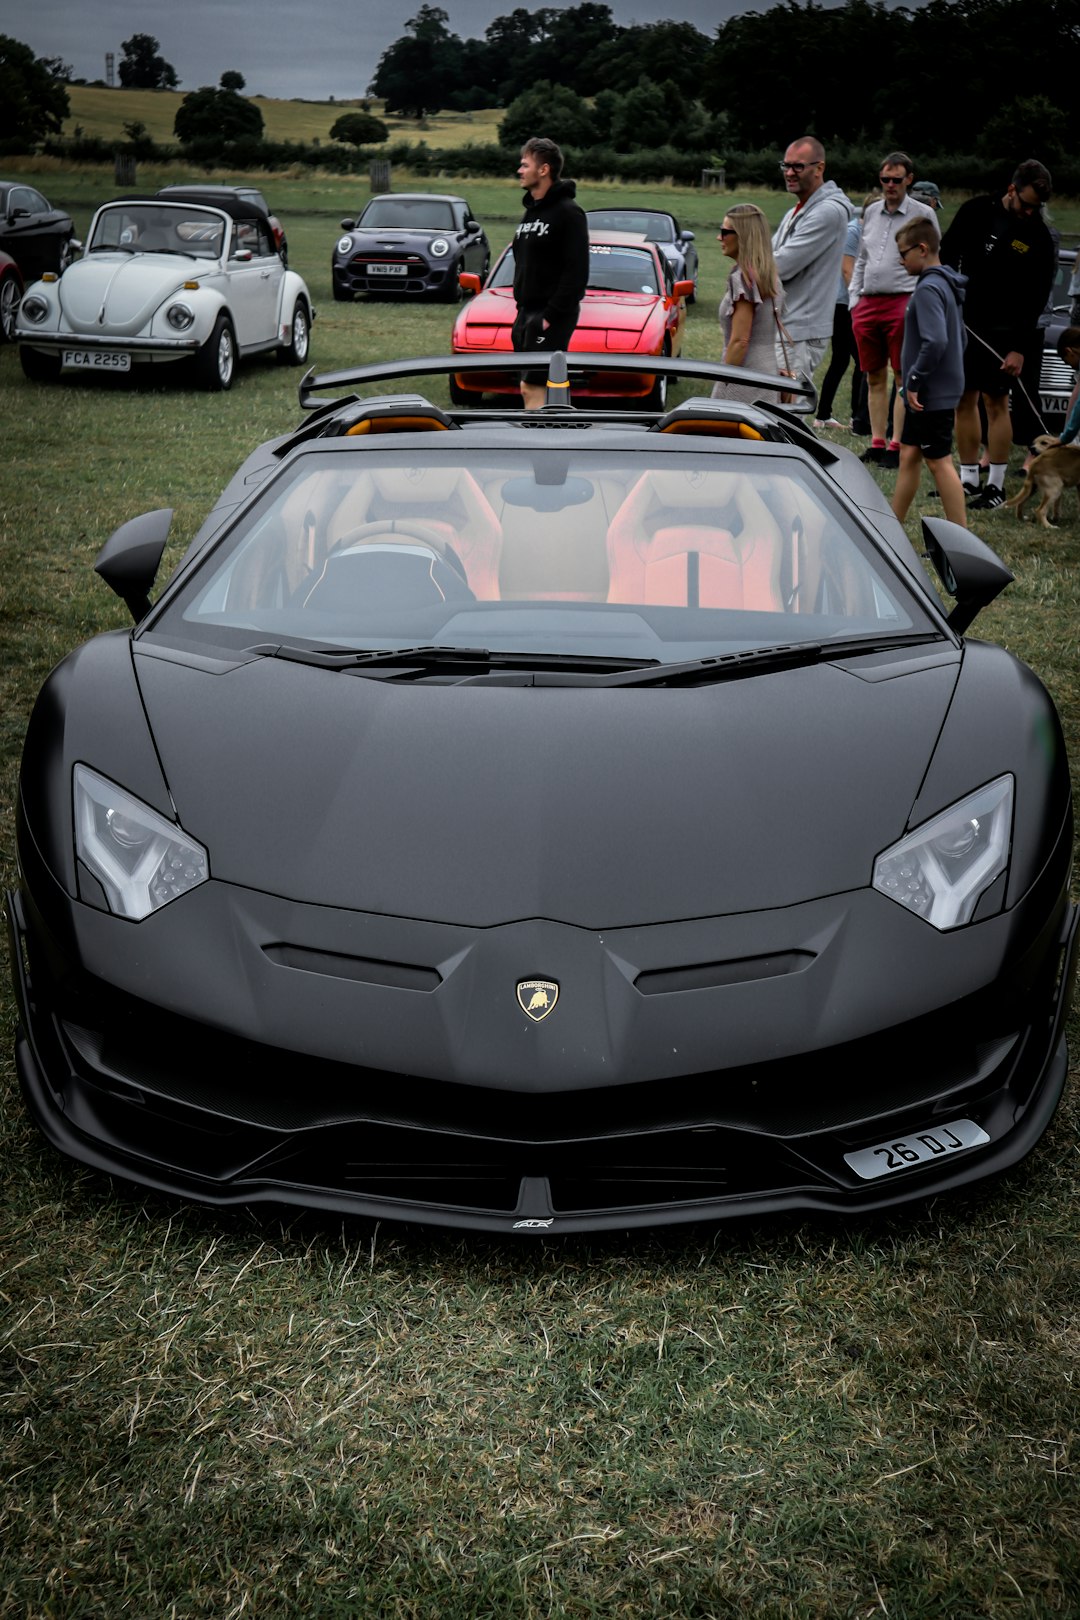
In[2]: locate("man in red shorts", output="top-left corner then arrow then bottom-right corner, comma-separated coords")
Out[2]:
848,152 -> 937,467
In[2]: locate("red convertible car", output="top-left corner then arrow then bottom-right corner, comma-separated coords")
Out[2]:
451,233 -> 692,409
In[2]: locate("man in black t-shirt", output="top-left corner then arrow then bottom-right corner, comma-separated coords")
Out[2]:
940,159 -> 1055,509
512,137 -> 589,410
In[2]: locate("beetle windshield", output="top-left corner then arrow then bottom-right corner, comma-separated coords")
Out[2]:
89,204 -> 225,259
148,446 -> 939,665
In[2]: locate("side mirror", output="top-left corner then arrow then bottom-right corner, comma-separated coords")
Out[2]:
459,271 -> 482,295
921,515 -> 1014,634
232,248 -> 253,263
680,230 -> 696,242
95,508 -> 173,623
673,280 -> 694,301
340,218 -> 356,231
465,220 -> 482,234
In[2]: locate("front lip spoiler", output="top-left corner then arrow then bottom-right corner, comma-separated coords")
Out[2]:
8,888 -> 1079,1235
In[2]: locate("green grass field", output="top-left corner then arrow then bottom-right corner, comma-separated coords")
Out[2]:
1,170 -> 1079,1618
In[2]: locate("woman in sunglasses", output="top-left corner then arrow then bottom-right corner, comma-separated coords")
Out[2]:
711,204 -> 786,402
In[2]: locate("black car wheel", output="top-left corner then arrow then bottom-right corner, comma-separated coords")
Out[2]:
332,278 -> 354,302
19,345 -> 61,382
439,260 -> 463,303
277,302 -> 310,366
448,372 -> 475,405
0,269 -> 21,343
194,315 -> 235,392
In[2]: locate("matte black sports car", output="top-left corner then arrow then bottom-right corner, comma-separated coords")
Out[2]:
332,192 -> 490,302
8,354 -> 1077,1234
1037,245 -> 1077,433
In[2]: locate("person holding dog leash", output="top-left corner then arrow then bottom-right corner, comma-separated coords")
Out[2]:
939,159 -> 1056,509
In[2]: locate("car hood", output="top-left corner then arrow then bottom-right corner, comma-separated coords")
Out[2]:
58,255 -> 203,335
458,286 -> 656,345
135,644 -> 959,928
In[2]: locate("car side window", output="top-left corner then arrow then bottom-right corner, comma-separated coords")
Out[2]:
10,188 -> 36,218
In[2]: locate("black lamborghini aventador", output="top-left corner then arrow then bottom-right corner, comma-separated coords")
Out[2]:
8,354 -> 1077,1232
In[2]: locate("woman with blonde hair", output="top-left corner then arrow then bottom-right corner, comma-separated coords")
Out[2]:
711,203 -> 786,402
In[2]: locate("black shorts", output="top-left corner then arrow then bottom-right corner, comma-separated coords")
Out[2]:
512,305 -> 580,386
962,328 -> 1014,397
900,404 -> 955,461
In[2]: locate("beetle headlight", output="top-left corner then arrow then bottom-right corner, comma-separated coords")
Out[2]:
872,775 -> 1013,929
337,235 -> 354,256
74,765 -> 209,921
430,238 -> 450,257
21,294 -> 50,323
165,301 -> 195,331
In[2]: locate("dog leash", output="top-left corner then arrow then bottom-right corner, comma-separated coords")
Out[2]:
963,324 -> 1051,436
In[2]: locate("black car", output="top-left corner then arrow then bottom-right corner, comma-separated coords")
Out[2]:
8,354 -> 1076,1234
0,181 -> 79,280
1037,244 -> 1078,433
332,192 -> 490,302
585,208 -> 698,301
157,184 -> 288,264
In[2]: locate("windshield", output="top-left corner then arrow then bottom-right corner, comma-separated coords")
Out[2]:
587,211 -> 677,243
491,244 -> 662,296
89,204 -> 225,259
149,448 -> 937,664
359,199 -> 457,230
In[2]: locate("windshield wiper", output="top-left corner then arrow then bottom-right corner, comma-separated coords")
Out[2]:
596,633 -> 943,687
245,642 -> 659,677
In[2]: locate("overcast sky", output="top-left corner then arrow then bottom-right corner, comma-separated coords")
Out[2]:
8,0 -> 873,102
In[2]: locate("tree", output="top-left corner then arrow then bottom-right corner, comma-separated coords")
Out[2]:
369,8 -> 463,117
330,110 -> 389,147
119,33 -> 179,90
38,55 -> 74,81
174,85 -> 264,149
498,81 -> 596,151
0,35 -> 69,152
219,69 -> 246,92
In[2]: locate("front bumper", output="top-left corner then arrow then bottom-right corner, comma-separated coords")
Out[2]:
333,253 -> 457,298
18,331 -> 201,360
8,853 -> 1078,1232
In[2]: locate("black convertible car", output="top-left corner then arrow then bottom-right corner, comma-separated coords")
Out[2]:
332,192 -> 490,302
8,355 -> 1077,1233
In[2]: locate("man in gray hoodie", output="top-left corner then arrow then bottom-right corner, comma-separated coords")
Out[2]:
771,137 -> 854,386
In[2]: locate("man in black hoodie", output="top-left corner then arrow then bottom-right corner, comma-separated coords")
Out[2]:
512,137 -> 589,409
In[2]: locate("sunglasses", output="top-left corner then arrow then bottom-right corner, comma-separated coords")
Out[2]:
719,226 -> 738,237
897,244 -> 922,258
779,160 -> 819,173
879,175 -> 907,185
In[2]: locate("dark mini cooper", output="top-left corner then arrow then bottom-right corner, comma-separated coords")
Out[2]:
8,354 -> 1077,1234
332,192 -> 490,302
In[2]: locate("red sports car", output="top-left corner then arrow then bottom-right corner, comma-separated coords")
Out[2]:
0,249 -> 24,343
451,232 -> 692,409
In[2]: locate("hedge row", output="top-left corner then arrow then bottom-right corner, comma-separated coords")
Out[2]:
40,134 -> 1080,197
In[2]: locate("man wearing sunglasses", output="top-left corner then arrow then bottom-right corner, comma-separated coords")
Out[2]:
939,160 -> 1055,509
848,152 -> 937,468
771,137 -> 854,392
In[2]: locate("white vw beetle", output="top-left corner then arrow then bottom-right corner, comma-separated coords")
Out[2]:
16,193 -> 314,391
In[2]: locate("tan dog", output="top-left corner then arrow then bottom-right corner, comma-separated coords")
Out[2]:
1007,437 -> 1080,528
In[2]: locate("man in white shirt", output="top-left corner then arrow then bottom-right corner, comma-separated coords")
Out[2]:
771,137 -> 854,388
849,152 -> 937,467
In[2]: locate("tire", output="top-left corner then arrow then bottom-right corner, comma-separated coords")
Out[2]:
20,345 -> 61,382
643,342 -> 671,411
448,372 -> 474,406
439,260 -> 463,303
0,270 -> 21,343
686,276 -> 697,307
277,301 -> 310,365
332,279 -> 353,302
194,315 -> 235,392
278,235 -> 289,269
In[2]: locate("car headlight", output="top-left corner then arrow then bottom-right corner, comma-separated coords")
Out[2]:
337,236 -> 354,256
430,238 -> 450,257
165,301 -> 195,331
21,294 -> 50,324
74,765 -> 210,921
872,775 -> 1013,929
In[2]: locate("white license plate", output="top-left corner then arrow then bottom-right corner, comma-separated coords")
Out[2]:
63,349 -> 131,372
844,1118 -> 990,1181
1040,396 -> 1064,416
367,263 -> 407,277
